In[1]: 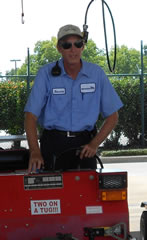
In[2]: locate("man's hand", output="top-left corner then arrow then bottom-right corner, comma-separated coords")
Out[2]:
80,139 -> 98,159
28,151 -> 44,173
24,112 -> 44,173
80,112 -> 119,159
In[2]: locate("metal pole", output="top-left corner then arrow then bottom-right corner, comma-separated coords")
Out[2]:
140,40 -> 145,147
27,48 -> 30,96
10,59 -> 21,80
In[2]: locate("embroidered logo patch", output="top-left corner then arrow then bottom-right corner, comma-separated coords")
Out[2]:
80,83 -> 96,93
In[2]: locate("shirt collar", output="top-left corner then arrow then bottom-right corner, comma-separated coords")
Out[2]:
58,58 -> 89,78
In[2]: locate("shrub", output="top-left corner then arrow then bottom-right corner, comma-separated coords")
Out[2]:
0,77 -> 146,149
0,81 -> 28,134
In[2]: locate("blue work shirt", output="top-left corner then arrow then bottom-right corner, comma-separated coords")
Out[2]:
24,58 -> 123,131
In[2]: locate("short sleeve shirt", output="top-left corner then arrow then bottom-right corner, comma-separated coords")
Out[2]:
24,58 -> 123,131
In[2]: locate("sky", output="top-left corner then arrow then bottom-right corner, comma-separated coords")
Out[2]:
0,0 -> 147,74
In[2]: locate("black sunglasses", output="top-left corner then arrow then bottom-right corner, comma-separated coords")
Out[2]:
60,40 -> 84,50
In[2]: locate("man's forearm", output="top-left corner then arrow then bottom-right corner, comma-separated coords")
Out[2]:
24,112 -> 40,153
94,111 -> 119,147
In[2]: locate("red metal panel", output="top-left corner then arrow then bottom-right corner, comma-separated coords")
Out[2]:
0,170 -> 129,240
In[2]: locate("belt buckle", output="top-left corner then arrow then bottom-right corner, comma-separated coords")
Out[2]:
67,131 -> 76,137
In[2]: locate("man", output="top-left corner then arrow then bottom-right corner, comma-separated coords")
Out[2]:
24,24 -> 123,173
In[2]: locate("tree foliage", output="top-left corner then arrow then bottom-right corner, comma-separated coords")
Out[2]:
6,37 -> 145,77
0,81 -> 28,134
1,37 -> 147,149
108,45 -> 140,74
82,39 -> 106,69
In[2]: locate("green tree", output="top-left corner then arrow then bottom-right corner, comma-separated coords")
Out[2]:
17,37 -> 61,77
109,45 -> 140,74
33,37 -> 61,68
82,39 -> 106,69
16,38 -> 107,77
11,40 -> 142,78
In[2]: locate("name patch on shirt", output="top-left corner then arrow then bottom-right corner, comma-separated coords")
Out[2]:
80,83 -> 96,93
53,88 -> 66,95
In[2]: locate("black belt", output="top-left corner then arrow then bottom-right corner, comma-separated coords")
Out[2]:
44,129 -> 96,138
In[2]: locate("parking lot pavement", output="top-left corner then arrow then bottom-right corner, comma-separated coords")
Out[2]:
101,155 -> 147,164
104,162 -> 147,239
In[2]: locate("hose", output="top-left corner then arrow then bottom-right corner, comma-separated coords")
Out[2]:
83,0 -> 117,72
101,0 -> 117,72
21,0 -> 25,24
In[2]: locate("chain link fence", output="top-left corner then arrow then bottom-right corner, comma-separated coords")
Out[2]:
0,73 -> 146,150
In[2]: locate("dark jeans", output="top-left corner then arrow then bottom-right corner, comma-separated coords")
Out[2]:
40,129 -> 97,171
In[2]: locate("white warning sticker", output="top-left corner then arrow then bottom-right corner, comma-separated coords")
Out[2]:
86,206 -> 103,214
31,199 -> 61,215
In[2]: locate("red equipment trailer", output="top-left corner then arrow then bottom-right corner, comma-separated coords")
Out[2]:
0,149 -> 134,240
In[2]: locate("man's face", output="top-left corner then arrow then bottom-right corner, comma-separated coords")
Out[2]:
57,35 -> 84,65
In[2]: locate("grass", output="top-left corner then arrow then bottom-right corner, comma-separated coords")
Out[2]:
101,148 -> 147,157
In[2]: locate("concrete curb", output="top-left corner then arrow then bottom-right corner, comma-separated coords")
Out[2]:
101,155 -> 147,164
